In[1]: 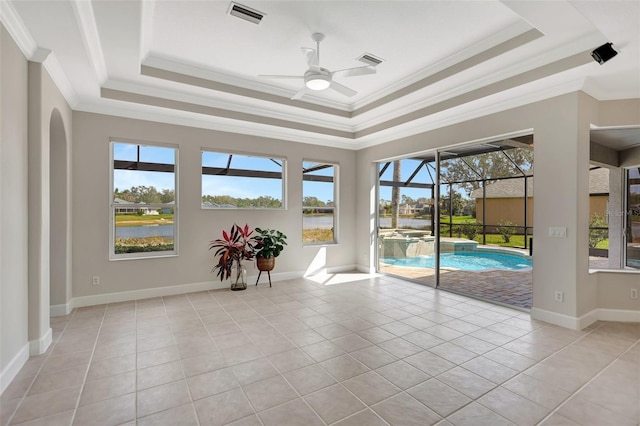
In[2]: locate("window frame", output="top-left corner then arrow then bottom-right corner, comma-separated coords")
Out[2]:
201,149 -> 287,210
624,166 -> 640,269
109,139 -> 179,261
302,160 -> 339,245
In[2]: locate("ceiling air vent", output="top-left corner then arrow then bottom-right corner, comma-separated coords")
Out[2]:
357,53 -> 383,66
228,2 -> 265,24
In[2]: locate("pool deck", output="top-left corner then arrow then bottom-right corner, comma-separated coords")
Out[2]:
379,244 -> 533,309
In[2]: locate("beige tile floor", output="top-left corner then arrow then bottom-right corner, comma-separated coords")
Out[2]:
1,273 -> 639,426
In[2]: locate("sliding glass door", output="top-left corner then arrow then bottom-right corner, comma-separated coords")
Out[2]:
375,136 -> 535,309
377,159 -> 436,287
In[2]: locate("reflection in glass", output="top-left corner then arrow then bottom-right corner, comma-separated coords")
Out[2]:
626,167 -> 640,269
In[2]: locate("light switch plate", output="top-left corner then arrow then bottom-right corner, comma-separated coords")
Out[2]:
549,227 -> 567,238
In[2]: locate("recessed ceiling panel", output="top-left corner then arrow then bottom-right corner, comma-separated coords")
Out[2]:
148,1 -> 524,103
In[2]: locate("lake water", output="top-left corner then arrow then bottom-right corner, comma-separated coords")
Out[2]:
116,216 -> 431,239
116,225 -> 174,239
302,216 -> 430,229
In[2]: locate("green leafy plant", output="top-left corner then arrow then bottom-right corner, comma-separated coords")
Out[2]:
496,218 -> 516,243
254,228 -> 287,259
589,213 -> 608,248
209,223 -> 255,281
459,221 -> 478,240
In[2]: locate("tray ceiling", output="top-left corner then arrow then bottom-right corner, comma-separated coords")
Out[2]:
2,0 -> 639,148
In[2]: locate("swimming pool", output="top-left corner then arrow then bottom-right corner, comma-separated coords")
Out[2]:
381,251 -> 532,271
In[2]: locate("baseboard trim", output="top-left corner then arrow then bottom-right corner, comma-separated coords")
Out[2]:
578,309 -> 600,329
531,307 -> 639,329
29,327 -> 52,356
50,302 -> 72,317
0,343 -> 29,396
68,267 -> 370,310
597,308 -> 640,322
71,280 -> 233,309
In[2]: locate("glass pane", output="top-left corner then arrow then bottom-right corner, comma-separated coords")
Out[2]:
114,213 -> 174,254
303,162 -> 335,243
113,142 -> 137,161
139,145 -> 175,165
377,159 -> 435,287
438,147 -> 533,309
588,167 -> 611,268
112,142 -> 177,257
202,151 -> 284,208
627,167 -> 640,269
113,170 -> 175,203
303,207 -> 334,243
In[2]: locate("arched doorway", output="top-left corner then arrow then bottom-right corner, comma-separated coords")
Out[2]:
49,108 -> 70,314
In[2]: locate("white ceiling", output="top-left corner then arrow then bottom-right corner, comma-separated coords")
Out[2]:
2,0 -> 639,149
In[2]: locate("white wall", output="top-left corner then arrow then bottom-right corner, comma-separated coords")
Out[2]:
27,60 -> 72,351
0,24 -> 30,393
71,112 -> 357,304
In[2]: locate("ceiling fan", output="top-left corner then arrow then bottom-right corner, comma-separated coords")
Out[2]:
259,33 -> 377,100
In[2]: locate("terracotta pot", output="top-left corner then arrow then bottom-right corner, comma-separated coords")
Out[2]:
256,256 -> 275,271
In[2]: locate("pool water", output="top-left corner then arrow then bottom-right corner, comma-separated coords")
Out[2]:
382,251 -> 532,271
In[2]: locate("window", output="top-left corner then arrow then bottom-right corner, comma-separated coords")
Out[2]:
303,161 -> 337,244
201,151 -> 285,209
626,167 -> 640,269
111,141 -> 177,259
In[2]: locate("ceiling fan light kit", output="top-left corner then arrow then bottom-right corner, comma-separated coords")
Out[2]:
258,32 -> 379,99
305,70 -> 331,90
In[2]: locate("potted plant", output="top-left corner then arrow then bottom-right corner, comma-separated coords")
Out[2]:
253,227 -> 287,287
209,223 -> 255,291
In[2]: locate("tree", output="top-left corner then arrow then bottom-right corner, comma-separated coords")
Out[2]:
401,194 -> 415,205
391,160 -> 401,228
440,148 -> 533,193
439,191 -> 465,216
303,196 -> 325,207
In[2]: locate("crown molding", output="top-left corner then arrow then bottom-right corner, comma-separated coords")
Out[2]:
143,55 -> 351,112
71,0 -> 108,84
353,78 -> 587,150
353,20 -> 537,110
75,100 -> 359,150
581,76 -> 640,101
140,0 -> 155,62
0,0 -> 37,58
1,1 -> 78,108
42,51 -> 79,108
103,78 -> 354,133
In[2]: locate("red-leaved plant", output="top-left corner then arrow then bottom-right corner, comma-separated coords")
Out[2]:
209,223 -> 255,281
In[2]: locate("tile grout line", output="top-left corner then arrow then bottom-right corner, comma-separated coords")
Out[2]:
210,286 -> 325,426
71,305 -> 117,425
534,324 -> 640,425
5,311 -> 77,426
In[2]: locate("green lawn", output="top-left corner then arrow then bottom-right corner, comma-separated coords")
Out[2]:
115,214 -> 174,227
440,215 -> 475,224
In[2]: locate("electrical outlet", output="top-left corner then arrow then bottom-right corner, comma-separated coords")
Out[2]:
92,276 -> 100,286
631,289 -> 638,300
555,291 -> 564,302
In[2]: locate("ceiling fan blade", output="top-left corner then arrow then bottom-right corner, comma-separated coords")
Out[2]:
329,81 -> 357,97
258,75 -> 304,79
301,47 -> 318,67
291,87 -> 308,100
333,65 -> 376,77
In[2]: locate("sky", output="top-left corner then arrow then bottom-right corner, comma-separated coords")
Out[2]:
378,158 -> 441,203
113,143 -> 175,193
113,143 -> 335,203
113,143 -> 477,205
